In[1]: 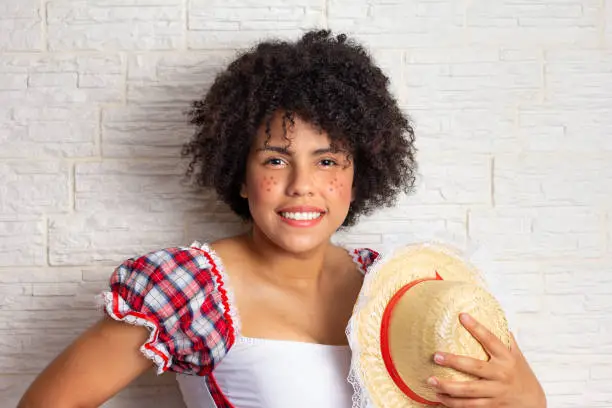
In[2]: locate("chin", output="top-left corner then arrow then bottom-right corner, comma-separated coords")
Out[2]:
251,210 -> 349,254
273,233 -> 330,255
254,221 -> 335,255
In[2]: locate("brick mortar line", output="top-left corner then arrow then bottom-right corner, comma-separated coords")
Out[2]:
538,48 -> 546,104
465,208 -> 470,239
0,50 -> 234,56
600,0 -> 606,48
490,156 -> 495,208
69,162 -> 75,212
95,107 -> 103,158
514,100 -> 524,153
3,47 -> 514,56
322,0 -> 328,29
462,0 -> 469,47
605,211 -> 610,252
44,215 -> 49,267
0,157 -> 188,163
40,0 -> 48,52
183,0 -> 189,49
120,52 -> 128,107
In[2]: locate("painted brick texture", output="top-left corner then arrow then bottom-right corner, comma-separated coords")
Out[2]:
1,0 -> 611,407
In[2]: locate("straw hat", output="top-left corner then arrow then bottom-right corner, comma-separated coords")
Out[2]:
346,242 -> 511,407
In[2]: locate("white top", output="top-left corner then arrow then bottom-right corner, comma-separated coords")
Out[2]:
174,244 -> 377,408
102,241 -> 377,408
177,337 -> 354,408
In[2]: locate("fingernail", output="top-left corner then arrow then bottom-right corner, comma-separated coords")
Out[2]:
460,313 -> 472,324
434,353 -> 444,364
427,377 -> 439,386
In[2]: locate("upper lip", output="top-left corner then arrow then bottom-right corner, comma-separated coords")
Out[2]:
277,206 -> 326,213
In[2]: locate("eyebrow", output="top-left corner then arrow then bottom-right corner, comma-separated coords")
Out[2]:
255,146 -> 338,155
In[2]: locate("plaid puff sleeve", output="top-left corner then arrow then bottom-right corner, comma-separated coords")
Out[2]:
100,245 -> 236,376
351,248 -> 380,275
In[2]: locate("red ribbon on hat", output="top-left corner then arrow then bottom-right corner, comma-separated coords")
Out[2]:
380,271 -> 444,405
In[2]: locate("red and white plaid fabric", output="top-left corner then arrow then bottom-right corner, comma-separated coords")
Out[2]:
102,245 -> 236,376
101,242 -> 378,407
351,247 -> 379,275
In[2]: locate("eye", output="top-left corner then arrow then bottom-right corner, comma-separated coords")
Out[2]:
264,157 -> 286,167
320,158 -> 338,167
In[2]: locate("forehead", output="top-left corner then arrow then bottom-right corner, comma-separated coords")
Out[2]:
252,111 -> 348,152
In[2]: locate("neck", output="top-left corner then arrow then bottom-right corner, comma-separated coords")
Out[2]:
242,226 -> 332,288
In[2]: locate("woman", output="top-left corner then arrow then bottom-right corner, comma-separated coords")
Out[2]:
18,30 -> 546,408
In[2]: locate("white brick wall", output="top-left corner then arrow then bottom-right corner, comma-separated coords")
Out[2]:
1,0 -> 611,406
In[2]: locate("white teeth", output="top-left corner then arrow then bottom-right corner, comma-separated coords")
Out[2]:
280,212 -> 323,221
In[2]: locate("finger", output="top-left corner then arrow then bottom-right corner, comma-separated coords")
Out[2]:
459,313 -> 510,360
428,377 -> 501,398
435,393 -> 491,408
433,352 -> 501,380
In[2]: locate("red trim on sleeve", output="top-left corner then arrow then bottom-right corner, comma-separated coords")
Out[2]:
195,248 -> 236,349
111,292 -> 171,372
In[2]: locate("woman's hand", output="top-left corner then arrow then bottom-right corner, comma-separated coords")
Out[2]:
427,313 -> 546,408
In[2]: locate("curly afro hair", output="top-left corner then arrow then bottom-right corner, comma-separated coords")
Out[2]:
182,29 -> 417,227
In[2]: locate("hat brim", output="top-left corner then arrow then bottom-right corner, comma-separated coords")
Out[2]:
347,242 -> 494,408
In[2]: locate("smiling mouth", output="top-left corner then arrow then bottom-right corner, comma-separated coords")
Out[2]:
279,211 -> 324,221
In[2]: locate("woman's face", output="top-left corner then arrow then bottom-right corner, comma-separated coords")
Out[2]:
241,112 -> 354,254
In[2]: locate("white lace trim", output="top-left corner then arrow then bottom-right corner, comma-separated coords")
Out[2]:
190,240 -> 242,337
347,248 -> 368,275
346,249 -> 386,408
337,244 -> 381,406
100,291 -> 172,376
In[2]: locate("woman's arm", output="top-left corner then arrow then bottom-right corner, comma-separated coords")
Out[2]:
18,316 -> 154,408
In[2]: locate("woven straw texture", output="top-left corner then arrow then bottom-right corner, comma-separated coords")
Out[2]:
348,242 -> 510,408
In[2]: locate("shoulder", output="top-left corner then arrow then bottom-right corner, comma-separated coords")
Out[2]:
110,242 -> 222,295
104,241 -> 236,375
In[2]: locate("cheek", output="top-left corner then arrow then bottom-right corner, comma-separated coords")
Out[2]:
327,176 -> 353,202
250,175 -> 280,199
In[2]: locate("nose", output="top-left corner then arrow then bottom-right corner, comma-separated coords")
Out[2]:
286,165 -> 314,197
